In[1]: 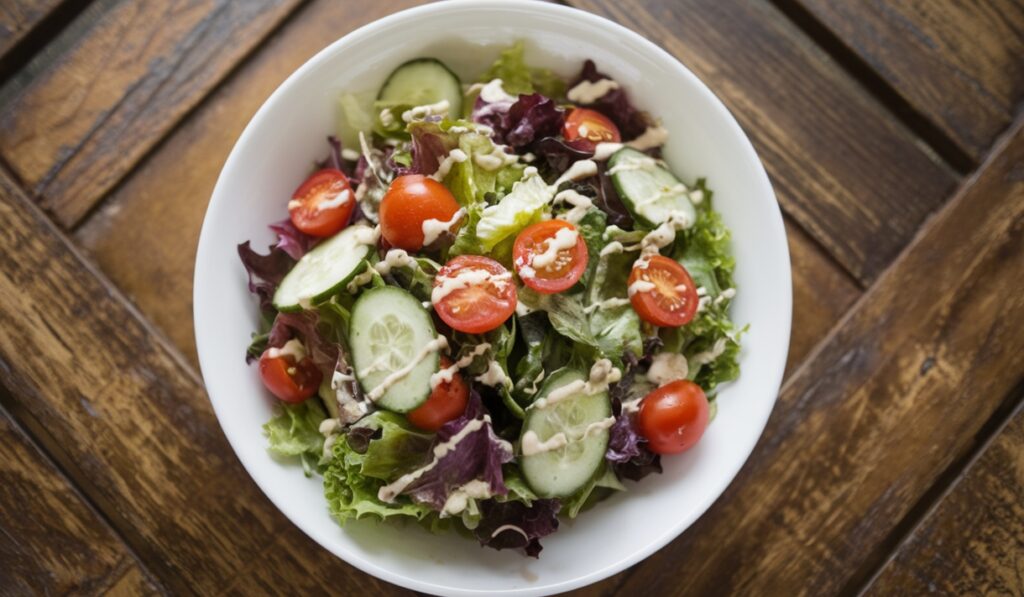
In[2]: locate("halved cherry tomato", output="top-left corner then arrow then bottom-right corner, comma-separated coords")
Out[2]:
563,108 -> 621,152
258,348 -> 322,404
637,380 -> 709,454
512,220 -> 589,294
379,174 -> 462,251
432,255 -> 517,334
288,168 -> 355,237
407,357 -> 469,431
628,255 -> 699,327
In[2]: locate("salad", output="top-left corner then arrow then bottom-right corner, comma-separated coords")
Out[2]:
239,43 -> 742,557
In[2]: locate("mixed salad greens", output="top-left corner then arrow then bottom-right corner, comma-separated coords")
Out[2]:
239,43 -> 742,557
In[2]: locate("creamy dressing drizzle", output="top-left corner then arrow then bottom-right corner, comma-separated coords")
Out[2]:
373,248 -> 416,276
592,125 -> 670,161
475,78 -> 517,103
429,148 -> 468,181
365,335 -> 449,402
379,108 -> 395,128
621,397 -> 643,415
647,352 -> 689,386
322,433 -> 338,460
378,414 -> 510,502
475,360 -> 510,388
567,78 -> 620,103
634,212 -> 694,270
530,359 -> 621,411
491,524 -> 529,541
331,369 -> 368,424
266,338 -> 306,361
690,338 -> 729,366
474,146 -> 519,171
430,343 -> 491,390
554,159 -> 598,186
521,416 -> 616,456
341,147 -> 361,162
606,154 -> 660,175
421,208 -> 466,246
530,227 -> 579,270
627,279 -> 655,297
315,189 -> 351,211
402,99 -> 450,123
432,268 -> 512,304
552,189 -> 594,223
442,479 -> 494,515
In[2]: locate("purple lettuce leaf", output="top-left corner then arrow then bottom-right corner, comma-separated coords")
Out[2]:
317,135 -> 358,179
268,218 -> 317,260
238,242 -> 294,315
606,413 -> 644,464
475,93 -> 564,150
613,446 -> 662,482
473,499 -> 561,557
401,390 -> 514,510
595,160 -> 634,228
267,311 -> 339,374
570,60 -> 652,140
408,121 -> 459,176
471,94 -> 516,134
532,136 -> 594,176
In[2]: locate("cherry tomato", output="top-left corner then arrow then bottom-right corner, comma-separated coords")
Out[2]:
512,220 -> 589,294
379,174 -> 462,251
407,357 -> 469,431
637,380 -> 709,454
288,169 -> 355,237
258,348 -> 322,404
563,108 -> 621,152
628,255 -> 699,327
433,255 -> 517,334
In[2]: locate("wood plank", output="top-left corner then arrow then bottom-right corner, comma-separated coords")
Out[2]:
0,403 -> 159,595
609,117 -> 1024,595
566,0 -> 957,284
791,0 -> 1024,163
865,396 -> 1024,595
0,170 -> 407,594
0,0 -> 66,59
0,0 -> 304,228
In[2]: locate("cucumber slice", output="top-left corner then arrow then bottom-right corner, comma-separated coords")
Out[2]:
609,147 -> 697,227
350,287 -> 439,413
377,58 -> 463,117
272,224 -> 373,311
520,368 -> 613,498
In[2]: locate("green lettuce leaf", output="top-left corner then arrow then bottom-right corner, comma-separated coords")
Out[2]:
472,169 -> 552,254
479,41 -> 566,98
322,412 -> 437,525
561,463 -> 625,518
264,399 -> 327,477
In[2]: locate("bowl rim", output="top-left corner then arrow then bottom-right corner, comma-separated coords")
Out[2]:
194,1 -> 791,594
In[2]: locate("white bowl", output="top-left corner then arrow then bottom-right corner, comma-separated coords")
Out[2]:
194,1 -> 791,594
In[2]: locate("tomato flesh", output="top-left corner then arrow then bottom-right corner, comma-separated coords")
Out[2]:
637,380 -> 709,454
512,220 -> 589,294
407,357 -> 469,431
629,255 -> 699,327
288,169 -> 355,237
563,108 -> 621,152
432,255 -> 517,334
258,349 -> 322,404
379,174 -> 462,251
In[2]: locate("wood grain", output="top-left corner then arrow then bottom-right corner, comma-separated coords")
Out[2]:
0,0 -> 304,228
0,403 -> 159,595
866,397 -> 1024,595
792,0 -> 1024,163
566,0 -> 957,284
0,169 -> 407,594
609,118 -> 1024,595
0,0 -> 66,59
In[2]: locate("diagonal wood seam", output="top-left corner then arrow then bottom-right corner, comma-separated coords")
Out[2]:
0,387 -> 167,595
602,112 -> 1024,597
856,386 -> 1024,596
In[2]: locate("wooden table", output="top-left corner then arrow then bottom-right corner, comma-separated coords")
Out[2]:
1,0 -> 1022,594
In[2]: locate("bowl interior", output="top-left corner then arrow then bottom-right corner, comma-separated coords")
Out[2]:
194,2 -> 791,595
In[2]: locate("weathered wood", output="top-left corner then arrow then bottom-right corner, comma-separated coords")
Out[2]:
865,397 -> 1024,596
0,0 -> 304,228
609,118 -> 1024,595
0,0 -> 66,59
0,404 -> 159,595
0,169 -> 407,594
566,0 -> 957,284
791,0 -> 1024,163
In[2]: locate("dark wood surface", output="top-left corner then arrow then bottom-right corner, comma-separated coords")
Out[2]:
1,0 -> 1021,595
